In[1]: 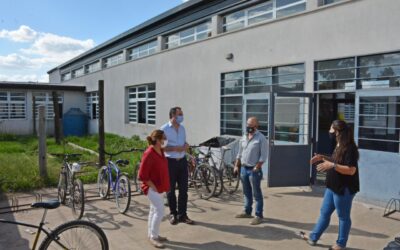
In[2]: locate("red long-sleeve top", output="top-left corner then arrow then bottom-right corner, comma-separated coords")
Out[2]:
138,146 -> 170,195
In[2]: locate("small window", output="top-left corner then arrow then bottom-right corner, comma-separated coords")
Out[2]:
127,40 -> 158,61
315,58 -> 356,90
166,21 -> 211,49
33,92 -> 63,120
318,0 -> 342,6
103,53 -> 124,68
127,83 -> 156,125
86,92 -> 99,120
0,92 -> 26,120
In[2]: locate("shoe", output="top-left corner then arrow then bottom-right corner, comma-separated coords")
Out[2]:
149,238 -> 165,248
178,215 -> 194,225
299,231 -> 316,246
395,237 -> 400,244
157,235 -> 168,242
250,216 -> 263,225
328,244 -> 345,250
169,214 -> 178,225
235,212 -> 254,218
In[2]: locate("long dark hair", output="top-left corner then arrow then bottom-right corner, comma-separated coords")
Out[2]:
331,120 -> 359,163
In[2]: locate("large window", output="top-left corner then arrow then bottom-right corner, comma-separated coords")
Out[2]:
165,21 -> 212,49
72,67 -> 84,78
358,52 -> 400,89
103,52 -> 124,68
223,0 -> 306,32
315,52 -> 400,91
0,92 -> 26,120
220,63 -> 304,136
61,72 -> 71,82
85,61 -> 101,74
358,96 -> 400,153
86,92 -> 99,120
127,83 -> 156,125
128,40 -> 157,60
33,92 -> 63,119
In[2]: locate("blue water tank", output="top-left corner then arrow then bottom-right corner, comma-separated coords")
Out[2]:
63,108 -> 88,137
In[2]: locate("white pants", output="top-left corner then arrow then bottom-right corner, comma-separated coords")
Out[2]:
147,188 -> 165,239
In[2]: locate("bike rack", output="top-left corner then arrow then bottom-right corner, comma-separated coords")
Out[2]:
383,198 -> 400,217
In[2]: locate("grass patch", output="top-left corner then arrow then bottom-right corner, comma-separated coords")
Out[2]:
0,133 -> 146,192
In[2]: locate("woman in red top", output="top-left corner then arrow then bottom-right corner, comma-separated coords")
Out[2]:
138,129 -> 170,248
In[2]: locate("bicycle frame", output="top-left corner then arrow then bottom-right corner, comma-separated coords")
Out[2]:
106,161 -> 122,194
0,209 -> 68,250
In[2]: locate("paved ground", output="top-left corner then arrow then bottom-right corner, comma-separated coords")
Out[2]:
1,182 -> 400,250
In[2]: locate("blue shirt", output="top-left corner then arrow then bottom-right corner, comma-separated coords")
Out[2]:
161,121 -> 186,159
236,130 -> 268,167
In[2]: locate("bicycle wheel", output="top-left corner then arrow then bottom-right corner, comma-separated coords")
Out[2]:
57,170 -> 67,205
97,166 -> 110,199
39,220 -> 109,250
115,174 -> 131,214
72,178 -> 85,220
222,163 -> 240,194
193,163 -> 217,200
213,167 -> 224,197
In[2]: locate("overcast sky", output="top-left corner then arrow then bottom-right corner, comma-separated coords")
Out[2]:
0,0 -> 188,82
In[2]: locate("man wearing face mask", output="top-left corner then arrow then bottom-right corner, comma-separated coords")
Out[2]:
234,117 -> 268,225
161,107 -> 194,225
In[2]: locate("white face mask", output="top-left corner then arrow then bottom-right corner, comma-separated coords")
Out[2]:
162,140 -> 168,148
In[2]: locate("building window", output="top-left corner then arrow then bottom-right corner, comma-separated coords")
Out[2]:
103,52 -> 124,68
315,57 -> 356,90
358,52 -> 400,89
72,67 -> 84,78
86,92 -> 99,120
318,0 -> 342,6
223,0 -> 306,32
358,96 -> 400,153
61,72 -> 71,82
85,61 -> 101,74
128,40 -> 158,60
127,83 -> 156,125
33,92 -> 63,119
315,52 -> 400,91
166,21 -> 212,49
0,92 -> 26,120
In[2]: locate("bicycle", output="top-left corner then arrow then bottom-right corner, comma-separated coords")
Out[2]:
187,146 -> 218,200
0,200 -> 108,249
97,149 -> 138,214
54,153 -> 88,220
196,145 -> 240,196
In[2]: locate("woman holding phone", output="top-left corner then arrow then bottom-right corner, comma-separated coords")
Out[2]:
300,120 -> 359,250
139,129 -> 170,248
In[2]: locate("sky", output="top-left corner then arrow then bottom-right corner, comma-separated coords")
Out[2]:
0,0 -> 188,82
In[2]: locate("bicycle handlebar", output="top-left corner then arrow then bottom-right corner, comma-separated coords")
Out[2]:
51,153 -> 82,159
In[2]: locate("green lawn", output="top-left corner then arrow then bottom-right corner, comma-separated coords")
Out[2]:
0,133 -> 146,192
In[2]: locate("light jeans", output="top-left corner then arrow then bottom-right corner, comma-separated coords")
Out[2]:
147,188 -> 165,239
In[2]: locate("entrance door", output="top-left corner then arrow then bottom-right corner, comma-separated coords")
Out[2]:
268,93 -> 313,187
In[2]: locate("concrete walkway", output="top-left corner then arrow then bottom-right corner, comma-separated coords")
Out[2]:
1,183 -> 399,250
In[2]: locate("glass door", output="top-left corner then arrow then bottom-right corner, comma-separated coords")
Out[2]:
243,94 -> 270,139
268,93 -> 312,187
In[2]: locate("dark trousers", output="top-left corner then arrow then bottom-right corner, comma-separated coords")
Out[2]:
167,157 -> 188,217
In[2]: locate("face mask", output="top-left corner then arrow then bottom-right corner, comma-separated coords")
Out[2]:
246,126 -> 256,134
176,115 -> 184,124
329,132 -> 336,140
162,140 -> 168,148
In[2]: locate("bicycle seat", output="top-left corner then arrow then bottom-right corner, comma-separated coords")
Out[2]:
31,200 -> 60,209
116,159 -> 129,165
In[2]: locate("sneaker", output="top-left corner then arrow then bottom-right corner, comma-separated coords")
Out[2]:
250,216 -> 263,225
169,214 -> 178,225
235,212 -> 254,218
395,237 -> 400,244
178,215 -> 194,225
149,238 -> 165,248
